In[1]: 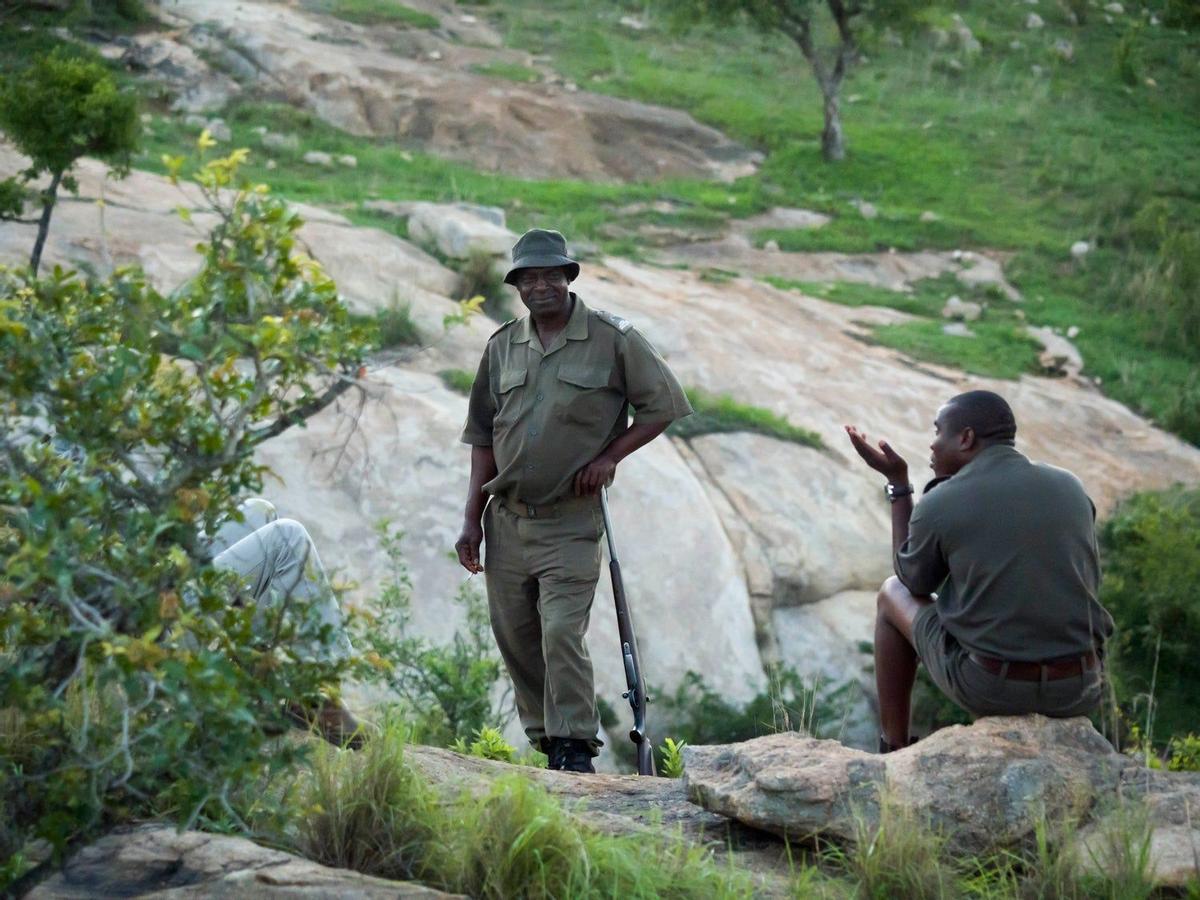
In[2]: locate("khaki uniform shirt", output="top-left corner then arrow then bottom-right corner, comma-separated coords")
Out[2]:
460,294 -> 692,506
896,443 -> 1114,661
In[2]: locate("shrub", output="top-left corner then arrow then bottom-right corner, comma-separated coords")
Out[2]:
0,144 -> 373,883
359,524 -> 508,745
1100,488 -> 1200,742
373,301 -> 422,348
653,665 -> 851,747
456,251 -> 511,323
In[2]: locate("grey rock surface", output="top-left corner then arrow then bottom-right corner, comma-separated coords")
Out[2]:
27,826 -> 457,898
684,717 -> 1131,853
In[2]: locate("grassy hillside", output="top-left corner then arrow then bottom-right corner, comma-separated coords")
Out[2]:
2,0 -> 1197,443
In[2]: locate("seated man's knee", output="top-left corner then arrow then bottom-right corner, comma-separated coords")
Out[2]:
877,575 -> 903,614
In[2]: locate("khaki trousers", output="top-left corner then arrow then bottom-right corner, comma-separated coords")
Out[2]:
483,497 -> 604,752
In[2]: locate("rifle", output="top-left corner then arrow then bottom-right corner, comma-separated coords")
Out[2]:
600,487 -> 656,776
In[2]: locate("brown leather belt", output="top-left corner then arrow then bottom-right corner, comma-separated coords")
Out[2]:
496,494 -> 599,519
968,651 -> 1100,682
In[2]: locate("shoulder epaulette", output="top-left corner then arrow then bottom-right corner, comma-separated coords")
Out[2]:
593,309 -> 634,334
489,317 -> 519,338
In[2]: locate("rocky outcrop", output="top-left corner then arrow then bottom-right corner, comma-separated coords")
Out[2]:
683,715 -> 1200,887
27,826 -> 457,898
145,0 -> 760,183
5,159 -> 1200,750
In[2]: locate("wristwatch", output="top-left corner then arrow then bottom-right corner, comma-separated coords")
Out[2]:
885,482 -> 914,503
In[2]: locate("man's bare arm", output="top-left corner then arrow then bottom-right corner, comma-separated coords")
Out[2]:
844,425 -> 913,557
455,445 -> 497,573
573,421 -> 669,496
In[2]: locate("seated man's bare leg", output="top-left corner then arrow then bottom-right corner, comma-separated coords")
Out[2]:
875,575 -> 934,749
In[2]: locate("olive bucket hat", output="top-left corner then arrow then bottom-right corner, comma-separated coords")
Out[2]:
503,228 -> 580,286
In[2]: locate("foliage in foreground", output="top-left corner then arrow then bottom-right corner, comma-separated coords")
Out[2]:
279,719 -> 1170,900
290,721 -> 756,898
0,145 -> 373,879
1100,487 -> 1200,744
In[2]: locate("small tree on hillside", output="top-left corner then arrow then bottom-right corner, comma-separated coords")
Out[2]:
0,48 -> 139,275
656,0 -> 929,161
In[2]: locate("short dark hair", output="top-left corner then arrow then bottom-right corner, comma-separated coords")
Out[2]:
943,390 -> 1017,445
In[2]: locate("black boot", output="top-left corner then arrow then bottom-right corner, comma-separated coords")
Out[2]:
556,738 -> 596,774
878,733 -> 919,754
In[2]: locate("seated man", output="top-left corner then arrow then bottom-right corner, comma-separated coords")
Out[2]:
845,390 -> 1113,753
207,498 -> 363,749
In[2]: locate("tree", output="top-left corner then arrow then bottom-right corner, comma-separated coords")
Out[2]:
0,143 -> 376,885
656,0 -> 929,162
0,48 -> 139,275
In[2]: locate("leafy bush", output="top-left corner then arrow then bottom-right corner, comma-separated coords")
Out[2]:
452,726 -> 517,763
669,389 -> 825,448
653,665 -> 851,746
456,250 -> 511,322
359,524 -> 508,745
1100,488 -> 1200,742
1114,25 -> 1141,87
372,301 -> 422,348
0,144 -> 372,882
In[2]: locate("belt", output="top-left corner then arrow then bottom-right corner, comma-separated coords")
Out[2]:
496,494 -> 599,519
968,650 -> 1100,682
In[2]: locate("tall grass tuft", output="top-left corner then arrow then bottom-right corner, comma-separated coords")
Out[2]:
445,775 -> 755,899
296,720 -> 444,883
832,792 -> 955,900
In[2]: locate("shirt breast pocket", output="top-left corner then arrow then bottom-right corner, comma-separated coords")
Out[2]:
556,364 -> 619,426
494,366 -> 527,429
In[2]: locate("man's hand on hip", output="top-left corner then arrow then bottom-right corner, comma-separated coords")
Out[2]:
455,520 -> 484,574
574,453 -> 617,496
845,425 -> 909,484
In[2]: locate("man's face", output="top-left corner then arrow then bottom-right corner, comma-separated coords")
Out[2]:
514,266 -> 571,318
929,403 -> 972,478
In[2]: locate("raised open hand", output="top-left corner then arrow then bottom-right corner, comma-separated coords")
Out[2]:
844,425 -> 909,483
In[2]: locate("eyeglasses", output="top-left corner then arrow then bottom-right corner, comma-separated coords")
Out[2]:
515,269 -> 568,290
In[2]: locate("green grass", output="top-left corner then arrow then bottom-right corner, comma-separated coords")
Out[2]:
490,0 -> 1200,443
137,101 -> 760,261
33,0 -> 1200,443
303,0 -> 439,28
470,61 -> 542,83
286,718 -> 759,898
371,302 -> 422,348
669,388 -> 825,448
868,320 -> 1042,380
439,368 -> 475,395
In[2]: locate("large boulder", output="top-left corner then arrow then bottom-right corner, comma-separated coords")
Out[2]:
27,826 -> 456,898
160,0 -> 761,183
255,371 -> 767,714
684,715 -> 1200,882
406,202 -> 517,260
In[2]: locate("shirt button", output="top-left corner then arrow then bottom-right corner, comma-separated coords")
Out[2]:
529,429 -> 538,436
536,393 -> 544,401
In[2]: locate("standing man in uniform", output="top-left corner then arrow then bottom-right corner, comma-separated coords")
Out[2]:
454,229 -> 692,773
